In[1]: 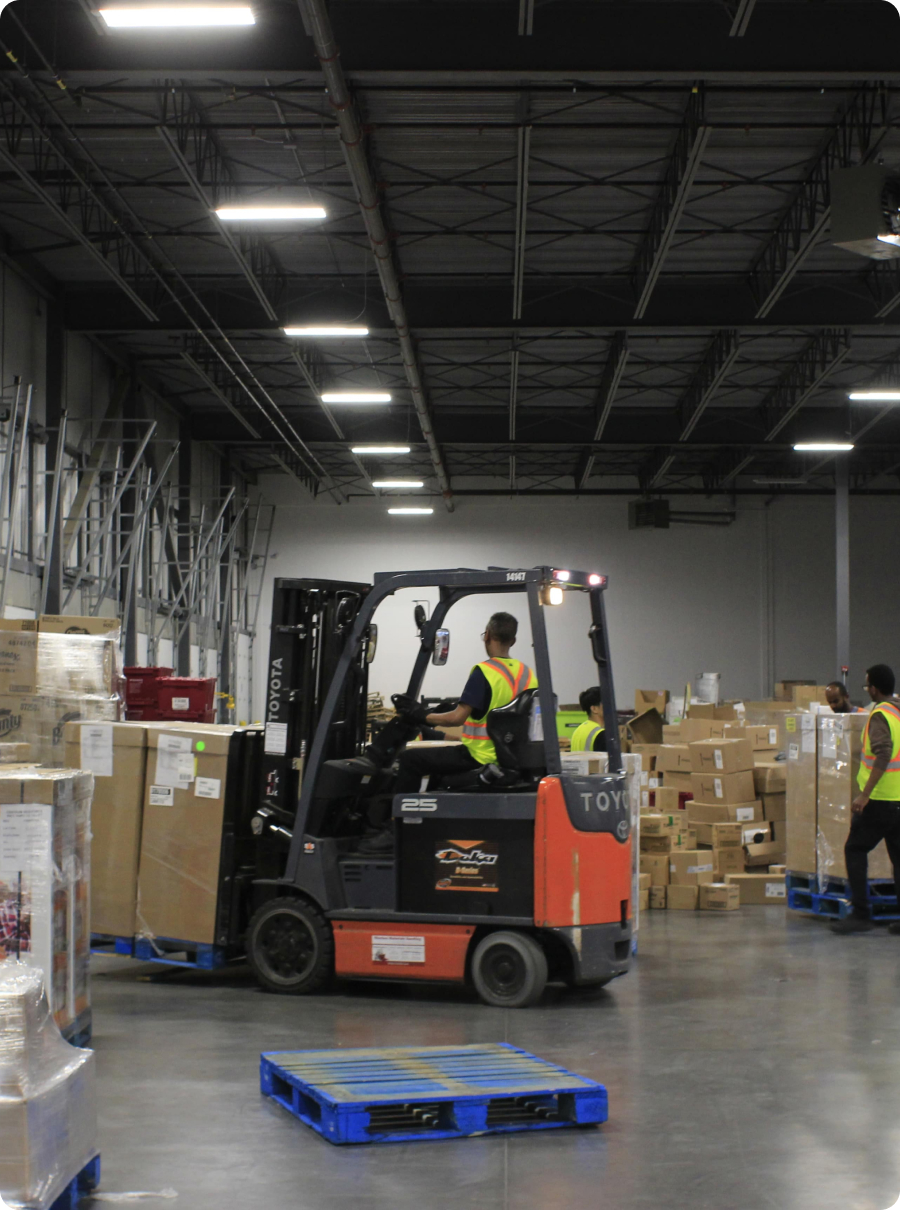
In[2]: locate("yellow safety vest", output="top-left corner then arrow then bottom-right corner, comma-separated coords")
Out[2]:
858,700 -> 900,799
570,720 -> 604,753
461,657 -> 538,765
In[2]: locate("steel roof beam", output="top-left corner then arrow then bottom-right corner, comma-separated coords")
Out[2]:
297,0 -> 454,511
677,330 -> 741,441
632,86 -> 711,320
749,85 -> 890,318
729,0 -> 757,37
576,332 -> 630,490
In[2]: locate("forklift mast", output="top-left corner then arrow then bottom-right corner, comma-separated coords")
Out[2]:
260,578 -> 370,823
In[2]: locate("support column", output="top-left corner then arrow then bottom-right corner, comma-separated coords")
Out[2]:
43,302 -> 64,615
177,420 -> 192,674
835,459 -> 850,683
119,369 -> 139,665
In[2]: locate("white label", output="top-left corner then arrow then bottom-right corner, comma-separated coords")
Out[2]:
371,935 -> 425,964
171,696 -> 191,712
734,701 -> 745,715
80,722 -> 113,778
800,714 -> 815,731
714,749 -> 724,770
155,733 -> 194,787
0,804 -> 52,875
788,742 -> 799,761
649,776 -> 660,789
765,882 -> 786,899
735,807 -> 754,822
149,784 -> 174,806
265,722 -> 288,756
768,728 -> 778,746
742,825 -> 766,844
640,771 -> 648,786
801,731 -> 815,754
687,863 -> 713,873
714,777 -> 723,799
195,776 -> 221,800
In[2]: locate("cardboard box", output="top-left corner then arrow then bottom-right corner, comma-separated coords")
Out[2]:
667,884 -> 699,910
685,703 -> 715,719
638,872 -> 651,893
690,769 -> 756,805
688,738 -> 754,775
724,723 -> 779,751
653,786 -> 681,812
680,718 -> 729,743
816,714 -> 892,880
640,812 -> 681,837
649,885 -> 667,909
662,771 -> 694,794
770,864 -> 786,875
639,853 -> 669,887
714,846 -> 744,876
631,743 -> 659,771
662,724 -> 682,742
635,690 -> 669,716
64,720 -> 147,938
560,753 -> 603,776
743,839 -> 784,867
775,680 -> 814,702
793,685 -> 829,709
639,886 -> 650,911
699,882 -> 740,911
761,792 -> 786,822
656,744 -> 692,773
137,725 -> 239,944
39,614 -> 121,637
626,708 -> 664,747
753,760 -> 787,794
725,873 -> 786,903
668,849 -> 714,886
641,832 -> 693,854
0,621 -> 37,695
785,712 -> 817,874
694,820 -> 742,848
688,800 -> 764,824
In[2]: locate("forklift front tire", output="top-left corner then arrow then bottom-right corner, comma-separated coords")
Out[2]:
471,931 -> 548,1009
247,898 -> 334,995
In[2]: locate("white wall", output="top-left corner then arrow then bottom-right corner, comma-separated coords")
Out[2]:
249,480 -> 900,720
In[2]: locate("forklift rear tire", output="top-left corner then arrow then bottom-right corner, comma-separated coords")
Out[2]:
247,898 -> 334,995
471,931 -> 548,1008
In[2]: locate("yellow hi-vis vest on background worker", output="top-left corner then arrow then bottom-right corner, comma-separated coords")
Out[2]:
461,658 -> 538,765
858,700 -> 900,799
570,720 -> 604,752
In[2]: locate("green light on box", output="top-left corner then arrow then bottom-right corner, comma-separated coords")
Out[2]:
196,741 -> 206,751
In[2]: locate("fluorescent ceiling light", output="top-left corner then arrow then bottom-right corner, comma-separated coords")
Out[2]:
793,442 -> 854,452
99,6 -> 255,27
283,326 -> 368,338
216,206 -> 326,221
322,392 -> 391,404
372,480 -> 424,489
848,390 -> 900,402
388,508 -> 433,515
351,445 -> 410,455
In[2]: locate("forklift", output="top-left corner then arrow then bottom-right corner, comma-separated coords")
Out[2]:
245,567 -> 633,1008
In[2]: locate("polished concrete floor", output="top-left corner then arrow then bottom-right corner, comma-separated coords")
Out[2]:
87,909 -> 900,1210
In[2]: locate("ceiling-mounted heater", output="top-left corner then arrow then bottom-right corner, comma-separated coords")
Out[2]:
831,165 -> 900,260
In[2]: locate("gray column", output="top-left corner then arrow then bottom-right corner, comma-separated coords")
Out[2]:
43,302 -> 64,614
835,459 -> 850,682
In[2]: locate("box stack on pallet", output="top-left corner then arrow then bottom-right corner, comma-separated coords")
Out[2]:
124,666 -> 217,723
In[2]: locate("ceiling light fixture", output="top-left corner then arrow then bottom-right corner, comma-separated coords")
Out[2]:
388,508 -> 433,516
216,206 -> 326,221
372,480 -> 424,489
99,6 -> 255,27
848,390 -> 900,402
351,445 -> 410,455
283,326 -> 368,338
322,392 -> 391,404
793,442 -> 854,452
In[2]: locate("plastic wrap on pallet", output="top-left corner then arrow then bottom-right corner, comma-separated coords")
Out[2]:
36,633 -> 122,702
0,963 -> 96,1209
816,714 -> 892,882
784,712 -> 817,876
0,770 -> 93,1038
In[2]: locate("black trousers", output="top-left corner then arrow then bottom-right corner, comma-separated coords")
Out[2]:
844,799 -> 900,915
394,744 -> 481,793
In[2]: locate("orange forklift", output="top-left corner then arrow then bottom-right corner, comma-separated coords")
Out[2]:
246,567 -> 632,1008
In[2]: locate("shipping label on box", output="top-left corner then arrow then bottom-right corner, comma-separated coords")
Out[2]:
688,738 -> 753,775
668,850 -> 715,886
699,882 -> 740,911
690,769 -> 756,804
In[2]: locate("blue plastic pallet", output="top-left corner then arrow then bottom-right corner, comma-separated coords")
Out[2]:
47,1155 -> 100,1210
133,935 -> 228,970
786,870 -> 900,922
91,933 -> 136,958
260,1043 -> 608,1145
62,1008 -> 92,1050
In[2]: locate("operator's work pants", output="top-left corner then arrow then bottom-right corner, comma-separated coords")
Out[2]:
844,799 -> 900,916
394,744 -> 481,793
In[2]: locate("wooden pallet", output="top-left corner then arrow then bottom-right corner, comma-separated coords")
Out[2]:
260,1043 -> 608,1145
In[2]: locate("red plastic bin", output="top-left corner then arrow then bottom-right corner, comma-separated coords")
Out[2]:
124,666 -> 174,707
155,677 -> 216,717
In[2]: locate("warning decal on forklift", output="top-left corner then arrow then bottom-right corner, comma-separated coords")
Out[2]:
371,935 -> 425,964
434,839 -> 499,893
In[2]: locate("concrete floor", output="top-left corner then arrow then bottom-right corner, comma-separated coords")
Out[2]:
86,909 -> 900,1210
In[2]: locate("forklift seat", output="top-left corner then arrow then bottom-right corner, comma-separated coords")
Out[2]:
439,688 -> 546,791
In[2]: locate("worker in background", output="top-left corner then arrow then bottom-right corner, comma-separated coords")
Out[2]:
831,664 -> 900,934
825,681 -> 853,713
570,686 -> 608,752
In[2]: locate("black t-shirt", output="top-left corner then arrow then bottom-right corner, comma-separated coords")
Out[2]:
460,666 -> 492,719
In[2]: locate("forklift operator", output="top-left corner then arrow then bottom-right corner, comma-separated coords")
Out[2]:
393,611 -> 538,793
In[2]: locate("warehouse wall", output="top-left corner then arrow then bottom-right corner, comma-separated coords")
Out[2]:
252,480 -> 900,718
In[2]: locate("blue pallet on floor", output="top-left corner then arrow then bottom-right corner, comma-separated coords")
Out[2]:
787,885 -> 900,923
133,935 -> 228,970
91,932 -> 136,958
260,1043 -> 608,1145
47,1155 -> 100,1210
61,1009 -> 92,1050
